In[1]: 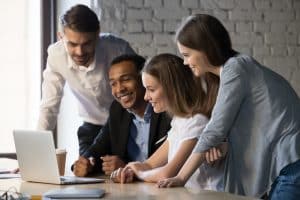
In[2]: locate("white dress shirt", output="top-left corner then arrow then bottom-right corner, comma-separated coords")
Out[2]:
37,33 -> 135,130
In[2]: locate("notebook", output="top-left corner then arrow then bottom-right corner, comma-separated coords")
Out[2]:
44,188 -> 105,199
13,129 -> 104,185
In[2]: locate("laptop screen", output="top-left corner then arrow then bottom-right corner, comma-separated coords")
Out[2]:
13,130 -> 61,184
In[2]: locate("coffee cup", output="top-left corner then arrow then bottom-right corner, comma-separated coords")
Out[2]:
55,149 -> 67,176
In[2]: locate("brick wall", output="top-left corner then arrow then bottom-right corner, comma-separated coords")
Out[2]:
95,0 -> 300,95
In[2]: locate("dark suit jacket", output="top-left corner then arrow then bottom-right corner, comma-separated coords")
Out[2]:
83,100 -> 171,173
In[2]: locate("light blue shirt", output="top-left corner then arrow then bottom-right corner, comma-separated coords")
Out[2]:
194,54 -> 300,197
127,104 -> 152,162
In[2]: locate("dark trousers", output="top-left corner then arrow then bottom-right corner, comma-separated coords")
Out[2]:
269,159 -> 300,200
77,122 -> 103,156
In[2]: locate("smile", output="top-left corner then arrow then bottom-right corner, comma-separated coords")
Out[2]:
117,92 -> 133,100
74,56 -> 86,61
150,102 -> 156,107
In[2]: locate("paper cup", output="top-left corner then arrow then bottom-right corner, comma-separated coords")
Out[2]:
55,149 -> 67,176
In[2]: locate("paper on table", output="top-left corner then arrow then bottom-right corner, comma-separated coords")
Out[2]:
0,173 -> 21,179
0,169 -> 11,174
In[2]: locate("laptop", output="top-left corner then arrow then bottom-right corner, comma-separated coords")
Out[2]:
13,129 -> 104,185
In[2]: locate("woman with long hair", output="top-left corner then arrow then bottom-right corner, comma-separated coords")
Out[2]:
157,14 -> 300,200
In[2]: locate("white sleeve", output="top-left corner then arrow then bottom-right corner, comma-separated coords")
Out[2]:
37,60 -> 65,131
180,114 -> 209,142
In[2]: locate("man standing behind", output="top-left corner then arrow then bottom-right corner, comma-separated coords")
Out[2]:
37,4 -> 135,155
73,54 -> 171,176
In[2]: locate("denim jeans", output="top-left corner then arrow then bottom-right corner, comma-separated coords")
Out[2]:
269,159 -> 300,200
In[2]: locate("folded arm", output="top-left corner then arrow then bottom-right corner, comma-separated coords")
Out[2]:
157,142 -> 228,188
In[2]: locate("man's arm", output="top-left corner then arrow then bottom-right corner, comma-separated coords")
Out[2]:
37,61 -> 65,131
73,156 -> 94,177
100,155 -> 126,175
73,120 -> 110,176
80,120 -> 111,174
80,111 -> 127,175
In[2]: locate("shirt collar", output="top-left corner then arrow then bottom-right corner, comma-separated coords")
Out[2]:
67,55 -> 96,72
128,103 -> 153,123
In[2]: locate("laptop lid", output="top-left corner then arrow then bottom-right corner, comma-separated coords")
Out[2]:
13,130 -> 61,184
13,130 -> 105,185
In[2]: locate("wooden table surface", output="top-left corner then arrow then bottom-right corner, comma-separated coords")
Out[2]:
0,158 -> 259,200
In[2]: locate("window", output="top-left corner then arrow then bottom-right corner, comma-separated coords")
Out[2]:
0,0 -> 41,153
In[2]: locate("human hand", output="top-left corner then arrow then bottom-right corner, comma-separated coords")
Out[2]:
126,161 -> 147,172
205,142 -> 228,165
73,156 -> 94,177
110,167 -> 134,183
124,161 -> 153,180
100,155 -> 126,175
157,176 -> 186,188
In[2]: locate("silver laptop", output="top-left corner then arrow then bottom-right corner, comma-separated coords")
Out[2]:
13,129 -> 104,185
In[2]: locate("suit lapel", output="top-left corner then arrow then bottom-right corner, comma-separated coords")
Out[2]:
118,111 -> 132,158
148,113 -> 159,156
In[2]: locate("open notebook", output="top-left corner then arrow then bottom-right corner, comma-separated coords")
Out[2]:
13,130 -> 104,185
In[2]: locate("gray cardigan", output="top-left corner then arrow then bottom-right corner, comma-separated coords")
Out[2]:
194,54 -> 300,197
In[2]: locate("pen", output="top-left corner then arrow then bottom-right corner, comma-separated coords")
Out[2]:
155,135 -> 167,145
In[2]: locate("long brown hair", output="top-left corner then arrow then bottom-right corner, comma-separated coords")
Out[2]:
175,14 -> 237,116
143,54 -> 210,118
175,14 -> 236,66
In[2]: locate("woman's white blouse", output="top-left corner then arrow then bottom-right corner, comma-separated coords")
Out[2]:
167,114 -> 224,191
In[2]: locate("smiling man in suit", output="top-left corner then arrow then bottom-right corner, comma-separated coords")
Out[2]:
73,54 -> 171,177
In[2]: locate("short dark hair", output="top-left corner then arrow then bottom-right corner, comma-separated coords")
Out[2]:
110,54 -> 145,72
60,4 -> 100,32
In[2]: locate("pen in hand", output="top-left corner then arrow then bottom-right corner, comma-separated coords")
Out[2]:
155,135 -> 167,145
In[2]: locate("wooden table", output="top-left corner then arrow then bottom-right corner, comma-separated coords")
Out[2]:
0,159 -> 259,200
